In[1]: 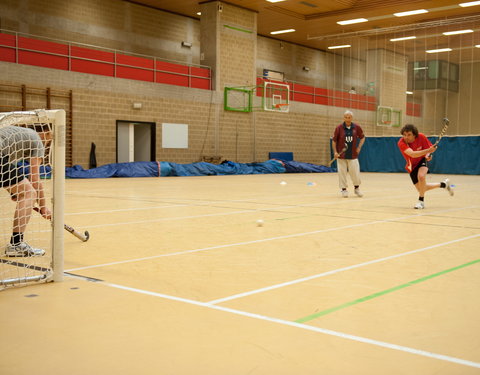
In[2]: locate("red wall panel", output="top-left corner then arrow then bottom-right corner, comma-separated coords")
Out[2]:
0,33 -> 16,47
156,61 -> 189,74
18,36 -> 68,55
117,66 -> 154,82
156,72 -> 189,87
314,88 -> 330,105
190,66 -> 210,78
190,77 -> 210,90
0,47 -> 16,63
71,59 -> 114,77
1,32 -> 212,90
70,45 -> 115,76
117,54 -> 154,69
18,50 -> 68,70
292,83 -> 314,103
71,46 -> 114,62
406,102 -> 421,117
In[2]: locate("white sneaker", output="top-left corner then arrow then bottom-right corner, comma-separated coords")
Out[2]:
354,188 -> 363,197
341,190 -> 348,198
443,178 -> 454,196
5,242 -> 45,257
414,201 -> 425,209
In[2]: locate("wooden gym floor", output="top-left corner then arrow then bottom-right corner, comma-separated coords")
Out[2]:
1,172 -> 479,375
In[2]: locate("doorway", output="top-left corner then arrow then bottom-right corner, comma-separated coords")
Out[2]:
116,121 -> 156,163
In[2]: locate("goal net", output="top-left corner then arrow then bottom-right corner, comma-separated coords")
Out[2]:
0,109 -> 65,290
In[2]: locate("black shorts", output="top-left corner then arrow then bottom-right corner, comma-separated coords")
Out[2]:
409,158 -> 428,185
0,155 -> 25,188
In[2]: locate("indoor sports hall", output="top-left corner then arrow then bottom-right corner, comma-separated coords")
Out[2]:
1,1 -> 479,374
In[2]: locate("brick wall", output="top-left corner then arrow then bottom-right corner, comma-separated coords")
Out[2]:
1,0 -> 201,64
1,0 -> 478,169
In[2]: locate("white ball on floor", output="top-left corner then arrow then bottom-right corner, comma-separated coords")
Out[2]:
280,181 -> 287,185
256,219 -> 264,227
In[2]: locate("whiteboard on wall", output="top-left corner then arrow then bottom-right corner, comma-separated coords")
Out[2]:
162,123 -> 188,148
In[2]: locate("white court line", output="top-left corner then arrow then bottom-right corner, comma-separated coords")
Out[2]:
71,209 -> 257,228
64,184 -> 480,225
66,205 -> 478,272
207,233 -> 480,304
78,279 -> 480,370
64,185 -> 415,217
64,185 -> 478,220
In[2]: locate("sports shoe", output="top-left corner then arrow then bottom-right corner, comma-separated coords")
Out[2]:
5,242 -> 45,257
414,201 -> 425,209
443,178 -> 454,196
341,190 -> 348,198
354,188 -> 363,197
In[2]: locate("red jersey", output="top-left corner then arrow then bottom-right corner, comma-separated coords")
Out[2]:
397,133 -> 432,173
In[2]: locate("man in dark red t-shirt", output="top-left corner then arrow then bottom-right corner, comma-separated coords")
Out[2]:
332,110 -> 365,198
398,124 -> 453,209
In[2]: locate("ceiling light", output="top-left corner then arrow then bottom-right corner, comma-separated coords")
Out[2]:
196,12 -> 201,15
406,91 -> 413,95
394,9 -> 428,17
459,1 -> 480,7
337,18 -> 368,25
426,48 -> 452,53
270,29 -> 295,35
328,44 -> 351,49
476,45 -> 480,48
390,36 -> 417,42
443,29 -> 473,35
266,0 -> 286,2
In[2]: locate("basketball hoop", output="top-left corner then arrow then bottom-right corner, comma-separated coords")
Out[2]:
273,103 -> 290,112
263,81 -> 290,113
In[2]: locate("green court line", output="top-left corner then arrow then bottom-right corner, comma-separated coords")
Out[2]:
223,24 -> 253,33
295,258 -> 480,324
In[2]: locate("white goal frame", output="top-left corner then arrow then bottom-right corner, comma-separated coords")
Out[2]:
0,109 -> 65,288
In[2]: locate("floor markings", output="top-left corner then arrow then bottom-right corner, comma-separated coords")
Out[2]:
72,277 -> 480,370
295,258 -> 480,323
207,233 -> 480,304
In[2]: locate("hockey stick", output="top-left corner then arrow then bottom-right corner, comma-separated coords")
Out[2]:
32,206 -> 90,242
10,194 -> 89,242
328,145 -> 348,166
433,118 -> 449,147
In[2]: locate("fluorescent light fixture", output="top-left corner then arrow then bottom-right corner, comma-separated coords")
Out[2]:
394,9 -> 428,17
459,1 -> 480,7
476,45 -> 480,48
337,18 -> 368,25
270,29 -> 295,35
426,48 -> 452,53
197,12 -> 201,15
443,29 -> 473,35
328,44 -> 351,49
413,66 -> 428,70
406,91 -> 413,95
267,0 -> 286,2
390,36 -> 417,42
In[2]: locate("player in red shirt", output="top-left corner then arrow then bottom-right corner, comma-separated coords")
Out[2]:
398,124 -> 453,209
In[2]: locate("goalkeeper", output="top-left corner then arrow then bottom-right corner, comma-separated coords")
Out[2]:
0,125 -> 52,257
